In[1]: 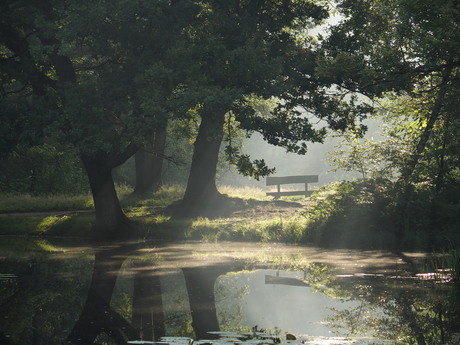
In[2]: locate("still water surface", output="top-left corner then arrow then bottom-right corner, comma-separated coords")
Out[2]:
0,239 -> 456,345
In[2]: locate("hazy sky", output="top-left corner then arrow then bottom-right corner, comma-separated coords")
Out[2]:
217,269 -> 360,337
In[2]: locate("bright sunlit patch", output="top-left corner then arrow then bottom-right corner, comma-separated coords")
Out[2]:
127,334 -> 392,345
35,239 -> 59,252
297,336 -> 392,345
219,185 -> 268,199
36,215 -> 68,233
416,269 -> 453,283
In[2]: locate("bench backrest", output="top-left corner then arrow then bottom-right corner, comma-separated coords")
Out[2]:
266,175 -> 318,186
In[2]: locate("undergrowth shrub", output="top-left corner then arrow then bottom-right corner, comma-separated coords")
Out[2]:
302,179 -> 460,250
301,181 -> 391,248
258,217 -> 306,243
0,144 -> 88,195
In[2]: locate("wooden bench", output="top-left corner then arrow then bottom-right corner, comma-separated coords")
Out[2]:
266,175 -> 319,198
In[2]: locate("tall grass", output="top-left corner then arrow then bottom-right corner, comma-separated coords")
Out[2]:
233,216 -> 308,243
0,193 -> 94,213
149,184 -> 185,204
183,214 -> 309,243
0,184 -> 136,213
0,183 -> 288,213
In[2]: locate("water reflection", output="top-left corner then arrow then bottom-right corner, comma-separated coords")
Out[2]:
328,274 -> 460,345
0,239 -> 458,345
215,269 -> 361,337
132,264 -> 164,340
68,244 -> 139,344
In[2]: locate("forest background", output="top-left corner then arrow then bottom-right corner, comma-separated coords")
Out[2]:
0,0 -> 459,252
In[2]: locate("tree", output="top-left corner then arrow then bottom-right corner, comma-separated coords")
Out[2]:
377,92 -> 460,190
323,0 -> 460,184
327,132 -> 385,180
0,0 -> 198,238
133,120 -> 168,197
326,83 -> 460,185
320,0 -> 460,245
169,0 -> 376,217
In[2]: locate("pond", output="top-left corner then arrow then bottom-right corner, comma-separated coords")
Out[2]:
0,238 -> 458,345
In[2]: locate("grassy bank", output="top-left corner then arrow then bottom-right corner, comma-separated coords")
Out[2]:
0,184 -> 138,213
1,182 -> 458,252
0,185 -> 310,242
0,193 -> 94,213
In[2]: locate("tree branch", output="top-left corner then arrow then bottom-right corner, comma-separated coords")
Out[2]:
398,65 -> 453,183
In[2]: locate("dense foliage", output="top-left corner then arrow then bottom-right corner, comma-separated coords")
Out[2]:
0,144 -> 88,195
1,0 -> 459,245
312,0 -> 460,250
321,90 -> 460,250
302,180 -> 460,250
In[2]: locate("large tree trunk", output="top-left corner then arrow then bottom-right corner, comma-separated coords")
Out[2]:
82,153 -> 135,240
134,123 -> 168,196
174,110 -> 226,217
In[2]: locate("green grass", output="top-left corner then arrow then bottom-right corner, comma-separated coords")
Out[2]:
143,213 -> 310,243
0,215 -> 46,234
0,189 -> 97,237
1,181 -> 457,255
0,213 -> 94,237
218,185 -> 270,200
0,184 -> 283,214
0,183 -> 147,214
0,237 -> 64,257
0,184 -> 312,243
0,193 -> 94,213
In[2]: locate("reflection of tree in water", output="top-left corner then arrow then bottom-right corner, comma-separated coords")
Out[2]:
0,240 -> 92,345
183,264 -> 245,339
132,264 -> 165,340
69,247 -> 377,344
161,268 -> 194,337
7,241 -> 454,345
67,244 -> 246,344
215,273 -> 250,332
67,245 -> 140,344
326,276 -> 460,345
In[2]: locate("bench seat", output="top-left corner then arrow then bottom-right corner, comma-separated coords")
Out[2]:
266,175 -> 318,199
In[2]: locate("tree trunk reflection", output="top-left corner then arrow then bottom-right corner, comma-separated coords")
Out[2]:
182,265 -> 230,339
67,246 -> 139,344
132,266 -> 165,341
68,245 -> 236,344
